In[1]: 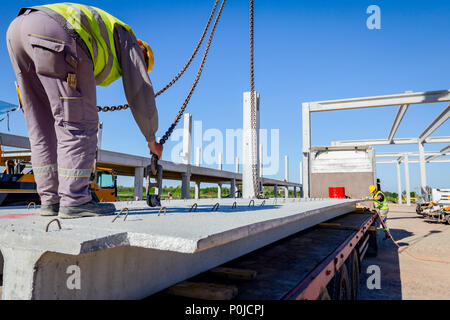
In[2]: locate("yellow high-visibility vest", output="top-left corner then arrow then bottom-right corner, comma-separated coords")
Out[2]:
374,191 -> 389,210
31,3 -> 137,87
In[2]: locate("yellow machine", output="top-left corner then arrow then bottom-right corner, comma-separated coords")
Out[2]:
0,160 -> 117,206
90,167 -> 117,202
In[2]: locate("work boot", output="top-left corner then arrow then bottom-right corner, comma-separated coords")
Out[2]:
40,203 -> 60,216
58,200 -> 116,219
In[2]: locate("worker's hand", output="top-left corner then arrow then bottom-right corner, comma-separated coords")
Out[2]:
148,141 -> 163,160
364,196 -> 370,200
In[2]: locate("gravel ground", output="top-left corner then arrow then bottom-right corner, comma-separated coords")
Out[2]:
359,204 -> 450,300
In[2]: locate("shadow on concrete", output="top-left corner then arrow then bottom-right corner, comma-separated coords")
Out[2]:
359,227 -> 414,300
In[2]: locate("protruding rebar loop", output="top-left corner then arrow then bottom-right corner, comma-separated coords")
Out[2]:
211,203 -> 220,212
248,200 -> 255,207
189,203 -> 198,213
158,207 -> 167,216
45,219 -> 61,232
232,202 -> 237,209
260,200 -> 265,207
112,208 -> 129,222
27,202 -> 36,210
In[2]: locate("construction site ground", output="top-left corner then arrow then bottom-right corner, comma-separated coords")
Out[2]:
359,204 -> 450,300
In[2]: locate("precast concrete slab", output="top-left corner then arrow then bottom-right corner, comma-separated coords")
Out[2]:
0,198 -> 359,299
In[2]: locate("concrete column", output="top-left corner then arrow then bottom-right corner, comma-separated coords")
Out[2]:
195,147 -> 202,167
235,157 -> 239,173
181,173 -> 191,199
299,161 -> 303,185
396,161 -> 402,205
294,186 -> 297,198
404,154 -> 411,206
134,167 -> 144,200
284,155 -> 289,199
195,181 -> 200,200
259,143 -> 263,178
217,152 -> 223,199
418,142 -> 428,199
218,152 -> 223,170
97,122 -> 103,150
242,91 -> 260,199
274,184 -> 278,198
230,179 -> 236,198
302,103 -> 311,198
218,183 -> 222,199
181,113 -> 192,165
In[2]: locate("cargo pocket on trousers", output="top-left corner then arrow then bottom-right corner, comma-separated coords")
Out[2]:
61,96 -> 98,131
28,33 -> 76,79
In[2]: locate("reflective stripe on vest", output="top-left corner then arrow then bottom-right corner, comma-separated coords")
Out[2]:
31,3 -> 136,87
374,191 -> 389,210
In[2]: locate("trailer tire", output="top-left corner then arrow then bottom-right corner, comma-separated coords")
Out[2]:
346,250 -> 360,300
326,263 -> 351,300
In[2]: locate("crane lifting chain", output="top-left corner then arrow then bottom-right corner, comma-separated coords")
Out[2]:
143,0 -> 226,207
97,0 -> 222,113
249,0 -> 265,199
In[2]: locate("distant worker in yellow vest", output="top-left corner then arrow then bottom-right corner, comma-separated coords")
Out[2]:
367,185 -> 390,239
6,3 -> 163,218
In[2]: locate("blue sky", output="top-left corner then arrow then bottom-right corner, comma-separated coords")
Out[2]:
0,0 -> 448,192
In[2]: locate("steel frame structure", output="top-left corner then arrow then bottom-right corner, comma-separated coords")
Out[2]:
302,89 -> 450,199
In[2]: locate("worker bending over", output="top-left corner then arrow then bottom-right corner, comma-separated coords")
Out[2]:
6,3 -> 163,218
367,184 -> 390,239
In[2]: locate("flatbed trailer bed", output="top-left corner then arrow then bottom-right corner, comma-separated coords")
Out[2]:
156,211 -> 377,300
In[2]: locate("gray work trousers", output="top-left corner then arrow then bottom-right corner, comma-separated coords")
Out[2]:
6,10 -> 98,206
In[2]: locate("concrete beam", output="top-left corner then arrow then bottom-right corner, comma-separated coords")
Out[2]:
388,104 -> 409,143
332,136 -> 450,147
425,144 -> 450,161
378,159 -> 450,164
418,104 -> 450,143
0,199 -> 359,299
308,89 -> 450,112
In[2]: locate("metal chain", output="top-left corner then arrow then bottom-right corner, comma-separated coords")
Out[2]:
97,0 -> 220,112
159,0 -> 226,145
154,0 -> 220,98
250,0 -> 264,199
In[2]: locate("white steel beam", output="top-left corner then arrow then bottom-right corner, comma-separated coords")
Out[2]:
332,136 -> 450,147
378,159 -> 450,164
308,90 -> 450,112
418,104 -> 450,143
388,104 -> 409,143
425,144 -> 450,161
377,151 -> 442,158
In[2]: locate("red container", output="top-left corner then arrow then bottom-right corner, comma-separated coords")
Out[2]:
329,187 -> 345,199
